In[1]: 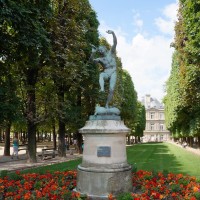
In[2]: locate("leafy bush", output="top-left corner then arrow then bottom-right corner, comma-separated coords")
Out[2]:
0,170 -> 8,178
117,193 -> 133,200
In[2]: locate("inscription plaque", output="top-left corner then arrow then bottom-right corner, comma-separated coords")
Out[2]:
97,146 -> 111,157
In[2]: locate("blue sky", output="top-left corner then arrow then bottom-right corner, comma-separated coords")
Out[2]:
89,0 -> 178,101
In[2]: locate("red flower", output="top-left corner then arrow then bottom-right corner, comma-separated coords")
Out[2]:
108,193 -> 115,200
24,192 -> 31,199
190,197 -> 197,200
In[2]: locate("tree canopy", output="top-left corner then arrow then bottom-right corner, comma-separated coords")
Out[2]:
0,0 -> 146,161
164,0 -> 200,146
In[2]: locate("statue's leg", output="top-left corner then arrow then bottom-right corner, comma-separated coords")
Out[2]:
99,72 -> 105,92
106,90 -> 114,108
110,71 -> 117,90
106,72 -> 117,108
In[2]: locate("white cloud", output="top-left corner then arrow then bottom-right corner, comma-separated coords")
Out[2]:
98,23 -> 173,102
132,10 -> 143,32
155,1 -> 178,35
97,2 -> 177,102
118,33 -> 173,101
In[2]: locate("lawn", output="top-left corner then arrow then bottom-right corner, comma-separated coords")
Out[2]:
1,142 -> 200,199
20,158 -> 82,174
127,142 -> 200,178
20,142 -> 200,178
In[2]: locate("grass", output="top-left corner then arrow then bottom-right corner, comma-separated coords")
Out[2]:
127,142 -> 200,178
20,158 -> 82,174
17,142 -> 200,178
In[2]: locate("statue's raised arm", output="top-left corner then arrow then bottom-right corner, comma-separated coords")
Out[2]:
106,30 -> 117,54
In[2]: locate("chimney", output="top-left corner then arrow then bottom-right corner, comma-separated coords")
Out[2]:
145,94 -> 151,104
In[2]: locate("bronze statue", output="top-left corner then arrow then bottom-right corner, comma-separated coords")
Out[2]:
90,30 -> 117,109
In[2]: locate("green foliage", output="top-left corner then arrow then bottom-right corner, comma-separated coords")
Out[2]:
117,193 -> 133,200
0,170 -> 8,178
8,172 -> 23,181
0,0 -> 143,159
47,0 -> 99,129
131,163 -> 137,173
178,178 -> 190,186
164,0 -> 200,139
162,169 -> 169,177
169,184 -> 181,192
120,70 -> 138,127
134,101 -> 146,137
0,73 -> 22,127
0,0 -> 100,158
194,191 -> 200,200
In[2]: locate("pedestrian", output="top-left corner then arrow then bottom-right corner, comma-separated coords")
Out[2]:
11,134 -> 19,159
73,139 -> 77,152
82,142 -> 84,152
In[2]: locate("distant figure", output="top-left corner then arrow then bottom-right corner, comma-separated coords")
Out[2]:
12,135 -> 19,159
90,30 -> 117,108
182,141 -> 187,148
82,142 -> 84,152
73,139 -> 78,152
65,137 -> 69,151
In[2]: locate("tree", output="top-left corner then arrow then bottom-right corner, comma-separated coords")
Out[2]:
0,65 -> 21,155
1,0 -> 52,162
120,70 -> 138,126
134,101 -> 146,141
164,0 -> 200,146
119,70 -> 138,143
48,0 -> 99,156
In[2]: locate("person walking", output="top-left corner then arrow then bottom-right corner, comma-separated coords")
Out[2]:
11,134 -> 19,159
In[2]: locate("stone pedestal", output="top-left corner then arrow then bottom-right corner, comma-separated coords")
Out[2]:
76,119 -> 132,199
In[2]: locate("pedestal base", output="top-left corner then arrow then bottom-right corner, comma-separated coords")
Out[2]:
76,119 -> 132,199
76,164 -> 132,198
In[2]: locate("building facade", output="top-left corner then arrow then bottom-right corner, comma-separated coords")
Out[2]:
141,94 -> 171,142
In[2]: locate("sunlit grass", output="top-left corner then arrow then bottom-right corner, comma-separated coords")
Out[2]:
20,158 -> 82,174
127,142 -> 200,178
19,142 -> 200,178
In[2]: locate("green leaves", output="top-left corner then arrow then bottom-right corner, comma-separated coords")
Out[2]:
164,0 -> 200,138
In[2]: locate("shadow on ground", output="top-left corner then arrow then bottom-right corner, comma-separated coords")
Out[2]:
127,142 -> 200,178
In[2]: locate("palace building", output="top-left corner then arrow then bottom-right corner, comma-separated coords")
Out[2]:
141,94 -> 171,142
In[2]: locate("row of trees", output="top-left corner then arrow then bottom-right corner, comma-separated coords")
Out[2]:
164,0 -> 200,147
0,0 -> 145,163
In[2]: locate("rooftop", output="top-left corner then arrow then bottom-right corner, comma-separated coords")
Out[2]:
141,94 -> 164,109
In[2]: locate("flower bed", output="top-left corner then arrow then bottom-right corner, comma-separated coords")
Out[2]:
0,170 -> 200,199
130,170 -> 200,200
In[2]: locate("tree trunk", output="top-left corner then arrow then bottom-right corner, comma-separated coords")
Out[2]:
77,131 -> 83,154
26,69 -> 37,163
4,124 -> 11,156
127,135 -> 130,145
57,90 -> 66,157
187,137 -> 191,146
58,120 -> 66,157
0,128 -> 2,142
52,123 -> 57,150
190,137 -> 194,147
27,121 -> 37,163
69,133 -> 72,145
198,136 -> 200,148
37,131 -> 40,142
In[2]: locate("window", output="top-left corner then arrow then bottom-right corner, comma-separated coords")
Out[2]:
150,123 -> 154,130
160,135 -> 163,141
150,112 -> 155,119
160,124 -> 164,131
